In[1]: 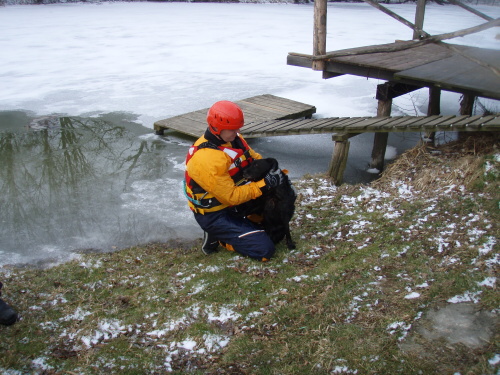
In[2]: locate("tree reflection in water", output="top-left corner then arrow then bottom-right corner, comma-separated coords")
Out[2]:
0,113 -> 192,266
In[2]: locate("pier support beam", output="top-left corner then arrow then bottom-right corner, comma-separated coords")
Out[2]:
424,86 -> 441,144
460,93 -> 475,116
370,98 -> 392,172
458,93 -> 476,140
312,0 -> 327,71
328,133 -> 354,186
413,0 -> 427,40
369,81 -> 420,172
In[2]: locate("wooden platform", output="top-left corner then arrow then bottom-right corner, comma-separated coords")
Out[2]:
288,42 -> 500,101
153,94 -> 317,137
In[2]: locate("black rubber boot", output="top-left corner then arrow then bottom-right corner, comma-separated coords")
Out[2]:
0,298 -> 18,326
201,231 -> 219,255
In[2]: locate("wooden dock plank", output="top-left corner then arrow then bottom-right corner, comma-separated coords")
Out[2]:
294,118 -> 342,131
162,117 -> 207,138
245,119 -> 301,134
466,116 -> 497,127
332,43 -> 453,74
241,115 -> 500,137
241,94 -> 315,113
395,48 -> 500,100
317,117 -> 369,131
380,116 -> 426,130
266,118 -> 317,133
281,118 -> 330,132
391,116 -> 429,129
450,115 -> 486,127
365,116 -> 405,130
483,116 -> 500,130
412,115 -> 457,129
343,117 -> 393,130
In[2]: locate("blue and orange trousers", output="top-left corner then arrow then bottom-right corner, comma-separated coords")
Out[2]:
194,206 -> 275,262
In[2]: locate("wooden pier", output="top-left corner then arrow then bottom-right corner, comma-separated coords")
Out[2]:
153,94 -> 316,138
152,4 -> 500,185
283,0 -> 500,184
154,93 -> 499,185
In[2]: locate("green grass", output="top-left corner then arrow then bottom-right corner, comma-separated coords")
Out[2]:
0,146 -> 498,374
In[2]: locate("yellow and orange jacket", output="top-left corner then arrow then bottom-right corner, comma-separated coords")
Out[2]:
184,132 -> 266,214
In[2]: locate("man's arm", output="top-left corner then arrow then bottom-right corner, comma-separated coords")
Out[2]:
187,149 -> 265,207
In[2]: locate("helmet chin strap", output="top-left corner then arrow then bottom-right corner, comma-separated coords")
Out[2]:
210,126 -> 222,138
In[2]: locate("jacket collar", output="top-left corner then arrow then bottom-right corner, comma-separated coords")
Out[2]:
204,128 -> 243,149
204,128 -> 225,146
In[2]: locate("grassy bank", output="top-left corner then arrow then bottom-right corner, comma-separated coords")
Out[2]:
0,135 -> 498,374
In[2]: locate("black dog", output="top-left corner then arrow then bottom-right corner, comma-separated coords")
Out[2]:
0,282 -> 18,326
243,158 -> 297,250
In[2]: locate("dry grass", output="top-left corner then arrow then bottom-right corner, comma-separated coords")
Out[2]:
374,133 -> 499,193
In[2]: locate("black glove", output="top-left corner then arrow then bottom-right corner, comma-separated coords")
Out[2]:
263,168 -> 283,189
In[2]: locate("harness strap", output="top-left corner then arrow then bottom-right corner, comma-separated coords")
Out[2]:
197,141 -> 220,151
183,181 -> 221,210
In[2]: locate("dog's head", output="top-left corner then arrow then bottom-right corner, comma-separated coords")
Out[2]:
243,158 -> 279,181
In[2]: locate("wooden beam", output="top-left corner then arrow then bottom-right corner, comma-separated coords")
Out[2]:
328,140 -> 350,186
458,93 -> 476,140
362,0 -> 430,38
324,60 -> 395,81
425,18 -> 500,43
289,17 -> 500,61
446,0 -> 494,21
413,0 -> 427,40
323,71 -> 344,79
154,123 -> 165,135
460,93 -> 475,116
376,82 -> 421,101
313,0 -> 327,71
286,53 -> 313,69
370,94 -> 392,172
332,133 -> 360,142
424,86 -> 441,143
428,87 -> 441,116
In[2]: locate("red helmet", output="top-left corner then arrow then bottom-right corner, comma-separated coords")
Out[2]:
206,101 -> 244,135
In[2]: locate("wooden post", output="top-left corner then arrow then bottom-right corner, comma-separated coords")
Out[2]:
458,93 -> 476,140
313,0 -> 327,71
362,0 -> 430,38
154,123 -> 165,136
425,86 -> 441,144
369,98 -> 392,172
428,87 -> 441,116
328,134 -> 351,186
460,93 -> 475,116
413,0 -> 426,40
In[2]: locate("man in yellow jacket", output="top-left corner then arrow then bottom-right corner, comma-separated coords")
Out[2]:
184,101 -> 283,261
